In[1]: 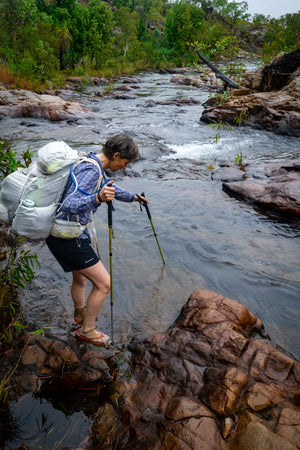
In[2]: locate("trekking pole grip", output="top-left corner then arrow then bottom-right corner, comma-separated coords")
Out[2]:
141,192 -> 151,220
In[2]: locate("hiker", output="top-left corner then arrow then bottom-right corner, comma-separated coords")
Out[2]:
46,134 -> 148,345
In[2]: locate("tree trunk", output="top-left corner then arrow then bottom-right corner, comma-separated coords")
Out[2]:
196,50 -> 239,89
260,49 -> 300,91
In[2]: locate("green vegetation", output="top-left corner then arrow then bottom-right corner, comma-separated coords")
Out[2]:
209,109 -> 249,168
0,0 -> 298,88
209,89 -> 232,106
0,140 -> 40,346
0,140 -> 34,178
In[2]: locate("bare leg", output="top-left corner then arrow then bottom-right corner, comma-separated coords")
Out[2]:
71,271 -> 87,309
75,260 -> 110,336
71,271 -> 87,323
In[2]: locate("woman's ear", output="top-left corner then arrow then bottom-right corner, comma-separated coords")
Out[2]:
113,152 -> 121,160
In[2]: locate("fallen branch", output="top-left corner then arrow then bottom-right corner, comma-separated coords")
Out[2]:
196,50 -> 239,89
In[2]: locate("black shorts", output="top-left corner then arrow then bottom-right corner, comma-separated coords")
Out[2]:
46,235 -> 100,272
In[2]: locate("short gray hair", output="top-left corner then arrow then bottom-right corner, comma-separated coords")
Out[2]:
103,134 -> 139,161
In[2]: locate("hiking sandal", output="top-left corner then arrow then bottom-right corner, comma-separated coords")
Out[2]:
75,328 -> 110,346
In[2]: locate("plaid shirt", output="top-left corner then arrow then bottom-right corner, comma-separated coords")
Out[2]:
58,152 -> 134,239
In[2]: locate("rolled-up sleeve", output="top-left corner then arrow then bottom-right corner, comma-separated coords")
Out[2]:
114,183 -> 135,202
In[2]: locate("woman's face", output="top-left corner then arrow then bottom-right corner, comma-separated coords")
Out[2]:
110,153 -> 132,172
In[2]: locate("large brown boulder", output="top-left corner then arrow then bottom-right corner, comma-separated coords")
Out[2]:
201,51 -> 300,136
219,158 -> 300,218
0,89 -> 93,121
90,289 -> 300,449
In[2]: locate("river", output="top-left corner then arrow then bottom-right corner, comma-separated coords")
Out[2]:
1,68 -> 299,448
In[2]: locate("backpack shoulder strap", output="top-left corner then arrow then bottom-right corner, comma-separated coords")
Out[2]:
56,156 -> 104,216
72,157 -> 103,195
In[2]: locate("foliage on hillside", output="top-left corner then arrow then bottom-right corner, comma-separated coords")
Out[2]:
0,0 -> 298,87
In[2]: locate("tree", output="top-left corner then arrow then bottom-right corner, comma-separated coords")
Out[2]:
114,6 -> 140,66
0,0 -> 38,42
87,0 -> 114,69
138,0 -> 164,28
262,13 -> 300,59
200,0 -> 249,23
164,1 -> 204,58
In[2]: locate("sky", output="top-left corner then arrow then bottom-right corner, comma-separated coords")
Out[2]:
243,0 -> 300,18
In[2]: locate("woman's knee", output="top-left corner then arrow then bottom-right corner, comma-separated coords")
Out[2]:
93,274 -> 110,295
96,278 -> 110,295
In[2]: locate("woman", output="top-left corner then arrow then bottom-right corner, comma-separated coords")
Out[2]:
46,134 -> 147,345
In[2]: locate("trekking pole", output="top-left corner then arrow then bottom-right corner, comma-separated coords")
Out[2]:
107,200 -> 114,345
138,192 -> 165,265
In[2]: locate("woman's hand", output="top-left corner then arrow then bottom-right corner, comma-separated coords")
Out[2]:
134,193 -> 149,205
98,181 -> 115,203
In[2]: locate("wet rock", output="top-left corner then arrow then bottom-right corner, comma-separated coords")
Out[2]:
17,332 -> 111,392
171,74 -> 203,87
120,76 -> 141,84
222,158 -> 300,218
165,396 -> 213,421
0,89 -> 93,121
143,97 -> 200,107
212,166 -> 246,182
204,367 -> 249,415
111,92 -> 137,100
90,289 -> 300,449
161,416 -> 227,450
201,51 -> 300,136
170,73 -> 222,89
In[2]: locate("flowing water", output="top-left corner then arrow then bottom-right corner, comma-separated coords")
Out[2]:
1,68 -> 299,448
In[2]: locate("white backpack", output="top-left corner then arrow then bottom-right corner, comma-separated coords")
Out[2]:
0,141 -> 102,240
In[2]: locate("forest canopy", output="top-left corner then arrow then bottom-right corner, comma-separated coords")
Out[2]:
0,0 -> 299,86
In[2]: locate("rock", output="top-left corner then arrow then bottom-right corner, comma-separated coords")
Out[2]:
221,416 -> 235,440
165,397 -> 213,421
276,407 -> 300,448
229,413 -> 298,449
201,51 -> 300,136
90,289 -> 300,449
15,332 -> 112,394
171,74 -> 203,88
244,49 -> 300,92
212,166 -> 246,182
92,404 -> 124,448
222,158 -> 300,217
66,76 -> 82,83
170,73 -> 223,89
120,76 -> 141,84
0,89 -> 93,121
112,92 -> 137,100
246,382 -> 286,411
161,416 -> 227,450
143,97 -> 200,107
